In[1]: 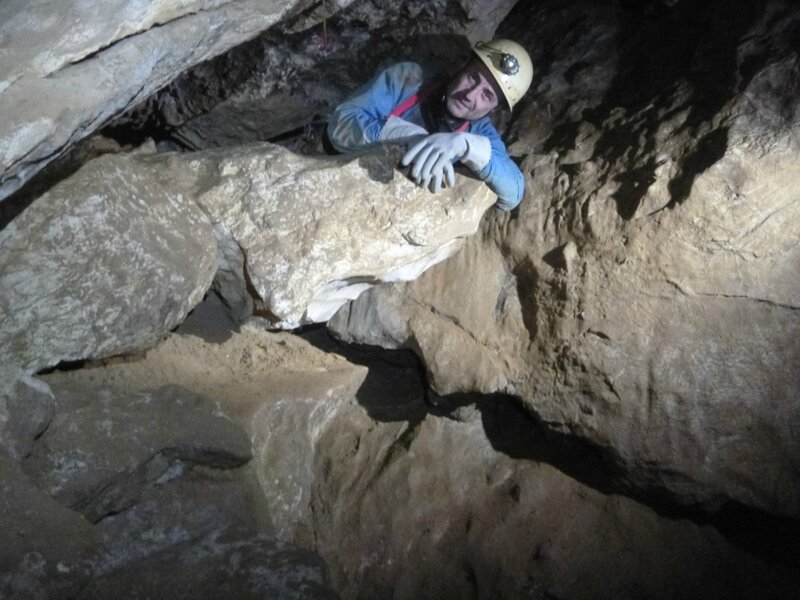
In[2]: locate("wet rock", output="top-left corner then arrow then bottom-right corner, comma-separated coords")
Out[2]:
0,151 -> 217,373
0,455 -> 98,599
23,384 -> 252,522
0,363 -> 54,460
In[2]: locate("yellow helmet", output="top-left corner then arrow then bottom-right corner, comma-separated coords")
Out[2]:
473,39 -> 533,110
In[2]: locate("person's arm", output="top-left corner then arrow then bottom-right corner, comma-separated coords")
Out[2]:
327,62 -> 426,153
467,119 -> 525,211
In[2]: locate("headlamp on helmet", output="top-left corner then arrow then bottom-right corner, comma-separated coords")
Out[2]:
473,39 -> 532,110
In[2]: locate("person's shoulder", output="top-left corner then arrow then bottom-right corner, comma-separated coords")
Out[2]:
374,61 -> 430,92
469,116 -> 501,137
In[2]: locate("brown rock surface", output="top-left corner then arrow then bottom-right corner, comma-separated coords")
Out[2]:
40,307 -> 799,598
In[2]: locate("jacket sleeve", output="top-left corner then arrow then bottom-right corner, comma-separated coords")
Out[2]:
468,119 -> 525,211
327,62 -> 425,153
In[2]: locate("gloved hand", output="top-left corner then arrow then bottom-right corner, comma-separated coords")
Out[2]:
401,133 -> 465,193
401,132 -> 492,193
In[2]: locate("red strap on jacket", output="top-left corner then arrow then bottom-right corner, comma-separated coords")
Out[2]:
390,82 -> 469,133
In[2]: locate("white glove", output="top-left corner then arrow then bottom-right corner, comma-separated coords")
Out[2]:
380,115 -> 429,143
401,132 -> 492,193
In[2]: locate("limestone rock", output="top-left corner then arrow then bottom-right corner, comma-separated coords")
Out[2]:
0,455 -> 98,600
0,363 -> 54,460
90,470 -> 267,577
329,238 -> 522,396
23,383 -> 252,522
329,0 -> 800,517
0,0 -> 313,201
0,151 -> 217,373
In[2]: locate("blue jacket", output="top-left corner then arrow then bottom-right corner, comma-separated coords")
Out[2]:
327,62 -> 524,210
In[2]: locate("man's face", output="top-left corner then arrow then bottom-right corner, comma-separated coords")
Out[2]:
445,60 -> 502,121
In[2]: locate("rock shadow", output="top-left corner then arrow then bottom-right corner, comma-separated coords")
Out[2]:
507,0 -> 770,220
588,0 -> 763,218
512,257 -> 541,340
476,394 -> 800,571
301,327 -> 800,570
666,125 -> 730,209
297,326 -> 430,425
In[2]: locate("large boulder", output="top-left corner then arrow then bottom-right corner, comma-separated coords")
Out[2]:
185,144 -> 496,327
1,368 -> 340,600
0,455 -> 99,599
0,148 -> 218,373
42,319 -> 369,542
0,143 -> 493,373
77,533 -> 339,600
248,363 -> 799,600
79,469 -> 340,600
329,0 -> 800,517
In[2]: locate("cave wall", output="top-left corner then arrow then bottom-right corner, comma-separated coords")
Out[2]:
330,0 -> 800,517
1,0 -> 800,597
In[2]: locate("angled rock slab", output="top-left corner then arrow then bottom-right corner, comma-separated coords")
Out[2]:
23,383 -> 252,522
0,0 -> 312,200
0,151 -> 217,373
0,362 -> 55,460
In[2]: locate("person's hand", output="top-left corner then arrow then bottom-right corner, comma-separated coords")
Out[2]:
401,133 -> 469,193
